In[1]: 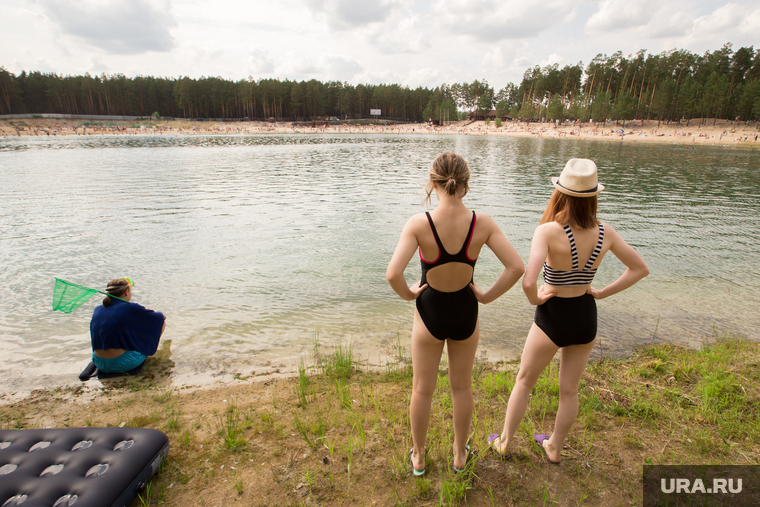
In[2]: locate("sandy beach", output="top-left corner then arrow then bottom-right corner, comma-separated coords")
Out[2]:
1,118 -> 758,149
1,337 -> 758,506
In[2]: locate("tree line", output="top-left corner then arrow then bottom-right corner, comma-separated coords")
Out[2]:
488,43 -> 760,125
0,72 -> 441,122
1,43 -> 759,123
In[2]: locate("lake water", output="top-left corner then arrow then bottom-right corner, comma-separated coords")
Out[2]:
1,134 -> 758,398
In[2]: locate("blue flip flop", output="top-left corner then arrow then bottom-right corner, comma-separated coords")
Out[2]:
534,434 -> 560,464
487,434 -> 511,460
409,448 -> 426,477
452,444 -> 474,473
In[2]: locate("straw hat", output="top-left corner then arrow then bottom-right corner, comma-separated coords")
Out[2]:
551,159 -> 604,197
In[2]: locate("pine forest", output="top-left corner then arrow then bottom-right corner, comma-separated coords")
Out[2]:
1,43 -> 759,125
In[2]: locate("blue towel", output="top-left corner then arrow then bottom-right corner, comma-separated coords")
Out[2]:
90,299 -> 165,356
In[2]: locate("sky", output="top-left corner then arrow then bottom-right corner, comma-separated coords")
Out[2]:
1,0 -> 758,90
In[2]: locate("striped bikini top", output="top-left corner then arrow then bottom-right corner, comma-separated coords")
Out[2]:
542,223 -> 605,286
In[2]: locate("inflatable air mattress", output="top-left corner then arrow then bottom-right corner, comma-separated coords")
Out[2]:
0,427 -> 168,507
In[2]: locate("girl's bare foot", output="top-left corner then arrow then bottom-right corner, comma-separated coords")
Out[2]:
487,434 -> 510,459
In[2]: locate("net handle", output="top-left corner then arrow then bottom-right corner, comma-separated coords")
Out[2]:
54,278 -> 130,303
96,290 -> 129,303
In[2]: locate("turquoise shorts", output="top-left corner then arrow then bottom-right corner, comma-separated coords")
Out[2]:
92,350 -> 147,373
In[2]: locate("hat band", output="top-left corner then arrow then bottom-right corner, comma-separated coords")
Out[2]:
557,181 -> 598,194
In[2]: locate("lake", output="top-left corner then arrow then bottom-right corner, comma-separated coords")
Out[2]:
1,133 -> 758,397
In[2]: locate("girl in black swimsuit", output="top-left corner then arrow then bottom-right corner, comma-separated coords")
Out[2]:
488,159 -> 649,463
387,152 -> 524,475
416,210 -> 479,341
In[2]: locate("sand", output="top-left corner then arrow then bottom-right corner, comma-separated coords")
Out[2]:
1,118 -> 758,148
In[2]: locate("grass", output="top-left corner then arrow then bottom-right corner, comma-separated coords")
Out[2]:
137,481 -> 153,507
296,358 -> 309,407
3,332 -> 758,506
234,470 -> 243,494
215,402 -> 247,450
314,337 -> 354,380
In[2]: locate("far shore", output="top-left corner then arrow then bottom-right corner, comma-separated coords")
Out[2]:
1,117 -> 758,149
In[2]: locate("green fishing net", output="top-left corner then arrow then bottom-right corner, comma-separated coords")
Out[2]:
53,278 -> 130,313
52,278 -> 103,313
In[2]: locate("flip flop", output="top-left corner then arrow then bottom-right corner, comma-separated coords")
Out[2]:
78,362 -> 98,381
452,445 -> 475,473
534,434 -> 560,464
487,434 -> 511,460
409,448 -> 426,477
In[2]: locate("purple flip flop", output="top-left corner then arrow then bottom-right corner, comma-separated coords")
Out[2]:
487,434 -> 511,460
534,434 -> 560,464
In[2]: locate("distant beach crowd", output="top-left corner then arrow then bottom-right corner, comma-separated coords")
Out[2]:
1,118 -> 758,147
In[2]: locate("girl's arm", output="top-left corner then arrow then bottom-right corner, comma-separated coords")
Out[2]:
522,224 -> 556,305
386,216 -> 428,301
469,214 -> 525,304
587,223 -> 649,299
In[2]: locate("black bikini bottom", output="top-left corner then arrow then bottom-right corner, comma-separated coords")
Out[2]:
416,285 -> 478,341
534,293 -> 597,347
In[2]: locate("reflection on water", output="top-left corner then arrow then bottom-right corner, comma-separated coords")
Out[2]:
1,134 -> 758,397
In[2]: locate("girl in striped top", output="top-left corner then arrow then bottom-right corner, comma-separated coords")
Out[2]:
488,159 -> 648,464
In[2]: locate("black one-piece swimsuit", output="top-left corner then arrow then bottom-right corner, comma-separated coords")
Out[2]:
416,211 -> 478,341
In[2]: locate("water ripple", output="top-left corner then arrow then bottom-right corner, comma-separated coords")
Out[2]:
1,134 -> 758,393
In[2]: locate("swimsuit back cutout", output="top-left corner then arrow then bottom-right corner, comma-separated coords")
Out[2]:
419,211 -> 477,286
542,223 -> 604,286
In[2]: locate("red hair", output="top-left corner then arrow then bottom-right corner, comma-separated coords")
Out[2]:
540,189 -> 599,228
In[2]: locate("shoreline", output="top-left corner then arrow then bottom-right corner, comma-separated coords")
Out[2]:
1,118 -> 758,149
0,336 -> 527,406
1,320 -> 711,406
1,335 -> 757,505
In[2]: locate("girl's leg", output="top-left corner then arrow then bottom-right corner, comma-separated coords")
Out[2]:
446,322 -> 480,469
494,323 -> 558,456
542,339 -> 596,462
410,310 -> 446,471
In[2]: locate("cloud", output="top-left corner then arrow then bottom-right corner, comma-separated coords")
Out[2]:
14,51 -> 58,74
584,1 -> 760,42
540,53 -> 565,67
693,2 -> 760,35
303,0 -> 396,31
404,67 -> 452,88
475,41 -> 547,88
275,51 -> 321,77
304,0 -> 430,55
87,56 -> 111,75
662,3 -> 760,51
638,10 -> 693,38
584,0 -> 696,38
433,0 -> 576,41
322,55 -> 363,80
248,47 -> 275,74
585,0 -> 660,32
365,12 -> 431,54
355,69 -> 408,87
264,51 -> 364,81
38,0 -> 178,54
240,21 -> 286,33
